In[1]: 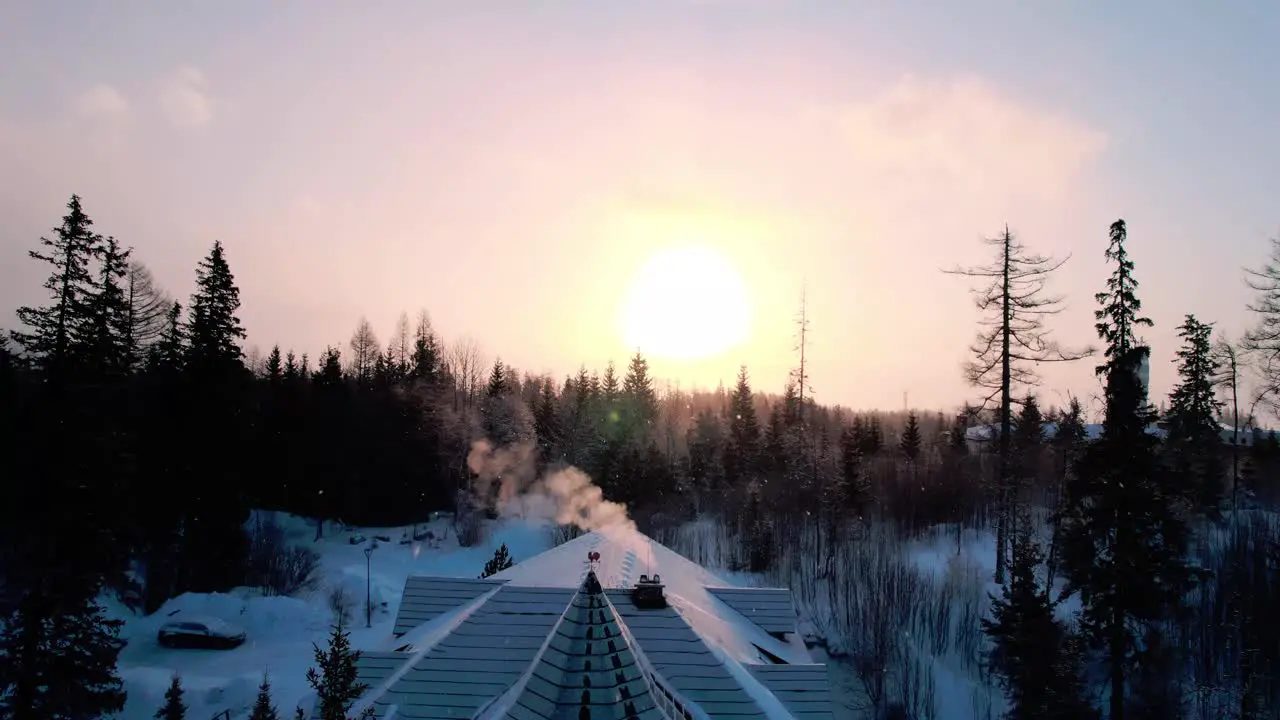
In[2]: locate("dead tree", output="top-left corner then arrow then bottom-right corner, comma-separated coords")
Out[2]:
944,226 -> 1093,583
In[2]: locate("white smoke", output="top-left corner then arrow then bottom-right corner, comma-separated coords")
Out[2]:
466,439 -> 635,532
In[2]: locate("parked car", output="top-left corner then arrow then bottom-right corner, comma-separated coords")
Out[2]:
157,618 -> 246,650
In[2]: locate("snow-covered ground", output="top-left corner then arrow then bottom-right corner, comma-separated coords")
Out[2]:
108,511 -> 1029,720
109,512 -> 554,720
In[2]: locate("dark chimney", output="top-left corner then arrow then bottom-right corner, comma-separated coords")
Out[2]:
631,573 -> 667,609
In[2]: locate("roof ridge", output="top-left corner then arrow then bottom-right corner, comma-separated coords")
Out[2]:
493,569 -> 677,719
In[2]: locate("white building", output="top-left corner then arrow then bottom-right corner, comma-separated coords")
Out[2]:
342,526 -> 834,720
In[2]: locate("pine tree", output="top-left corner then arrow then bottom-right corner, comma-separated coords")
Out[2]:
983,530 -> 1093,720
838,422 -> 870,517
600,361 -> 620,403
315,347 -> 344,386
485,358 -> 508,397
533,378 -> 561,466
621,351 -> 658,437
10,194 -> 104,382
686,409 -> 726,507
945,226 -> 1093,583
724,366 -> 762,488
305,618 -> 371,720
410,311 -> 442,384
742,482 -> 774,572
266,345 -> 284,384
479,544 -> 515,578
155,673 -> 187,720
84,235 -> 133,379
249,672 -> 280,720
0,593 -> 128,719
186,240 -> 246,376
900,412 -> 922,460
150,301 -> 186,373
1060,219 -> 1196,720
1165,314 -> 1225,515
1009,395 -> 1044,539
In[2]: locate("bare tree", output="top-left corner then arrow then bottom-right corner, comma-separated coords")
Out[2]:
1215,337 -> 1244,512
1243,236 -> 1280,415
125,261 -> 172,368
348,317 -> 380,384
944,226 -> 1093,583
389,311 -> 412,375
246,345 -> 265,376
449,335 -> 483,410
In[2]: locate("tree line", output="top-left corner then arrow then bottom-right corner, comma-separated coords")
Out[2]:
2,195 -> 1280,718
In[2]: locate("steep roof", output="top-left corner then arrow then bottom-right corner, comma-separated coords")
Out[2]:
360,526 -> 834,720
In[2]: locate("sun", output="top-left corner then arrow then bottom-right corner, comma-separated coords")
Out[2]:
619,245 -> 752,361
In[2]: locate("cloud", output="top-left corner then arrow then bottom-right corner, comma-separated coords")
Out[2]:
829,74 -> 1108,209
158,66 -> 213,128
74,84 -> 130,122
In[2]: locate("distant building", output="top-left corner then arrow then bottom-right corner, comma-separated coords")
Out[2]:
344,527 -> 835,720
964,421 -> 1276,455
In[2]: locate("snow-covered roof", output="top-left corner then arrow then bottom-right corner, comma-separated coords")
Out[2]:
359,527 -> 834,720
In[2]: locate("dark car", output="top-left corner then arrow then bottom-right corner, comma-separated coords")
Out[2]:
157,618 -> 247,650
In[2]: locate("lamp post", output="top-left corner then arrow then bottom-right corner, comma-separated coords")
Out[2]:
364,545 -> 374,629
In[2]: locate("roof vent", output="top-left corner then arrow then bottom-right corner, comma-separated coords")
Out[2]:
631,573 -> 667,609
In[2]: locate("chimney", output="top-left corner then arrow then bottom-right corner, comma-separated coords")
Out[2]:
631,573 -> 667,609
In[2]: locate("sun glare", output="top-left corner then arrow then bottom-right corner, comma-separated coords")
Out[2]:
619,245 -> 752,361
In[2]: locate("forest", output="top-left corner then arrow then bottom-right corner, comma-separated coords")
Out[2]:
3,194 -> 1280,719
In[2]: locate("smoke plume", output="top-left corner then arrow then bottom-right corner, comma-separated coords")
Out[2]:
466,439 -> 634,532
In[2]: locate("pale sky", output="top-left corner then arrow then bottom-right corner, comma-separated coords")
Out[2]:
2,1 -> 1278,416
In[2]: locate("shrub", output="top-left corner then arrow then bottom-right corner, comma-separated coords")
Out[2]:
247,514 -> 320,596
327,585 -> 355,625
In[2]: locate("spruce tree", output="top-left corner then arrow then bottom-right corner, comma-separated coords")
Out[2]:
983,530 -> 1093,720
305,617 -> 371,720
155,673 -> 187,720
900,412 -> 922,460
186,240 -> 246,375
621,351 -> 659,437
10,194 -> 104,382
181,241 -> 251,592
479,544 -> 515,578
0,592 -> 128,719
1060,219 -> 1197,720
84,235 -> 132,379
485,358 -> 508,397
532,378 -> 561,467
150,301 -> 186,374
838,422 -> 870,517
1165,314 -> 1225,515
266,345 -> 284,384
249,672 -> 280,720
410,311 -> 442,384
724,366 -> 762,488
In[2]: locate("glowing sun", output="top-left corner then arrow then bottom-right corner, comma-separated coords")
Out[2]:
619,246 -> 752,360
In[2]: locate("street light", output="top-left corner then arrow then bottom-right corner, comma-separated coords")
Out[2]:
363,544 -> 374,629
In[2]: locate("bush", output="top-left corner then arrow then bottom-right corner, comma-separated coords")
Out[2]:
327,585 -> 354,625
454,505 -> 484,548
247,514 -> 321,596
